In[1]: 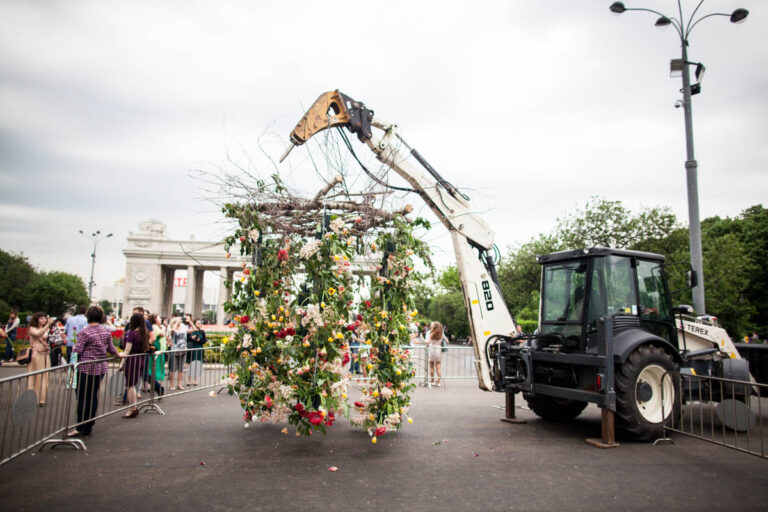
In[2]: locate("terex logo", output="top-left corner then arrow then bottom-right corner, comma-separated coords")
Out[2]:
482,280 -> 494,311
686,323 -> 709,337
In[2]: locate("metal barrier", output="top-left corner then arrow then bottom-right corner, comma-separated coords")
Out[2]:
658,371 -> 768,459
349,344 -> 478,388
0,347 -> 228,466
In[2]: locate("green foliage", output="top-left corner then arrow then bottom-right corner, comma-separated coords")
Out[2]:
99,299 -> 114,316
496,198 -> 765,338
556,196 -> 678,249
436,266 -> 461,293
498,234 -> 561,317
24,272 -> 89,317
0,250 -> 36,309
428,292 -> 469,338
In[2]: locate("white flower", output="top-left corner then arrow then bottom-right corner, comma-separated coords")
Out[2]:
300,239 -> 323,259
380,387 -> 394,400
242,334 -> 252,348
330,217 -> 346,233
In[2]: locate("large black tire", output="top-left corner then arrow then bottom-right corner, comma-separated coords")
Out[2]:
615,344 -> 680,441
525,395 -> 588,421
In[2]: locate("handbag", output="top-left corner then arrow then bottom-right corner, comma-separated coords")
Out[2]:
441,336 -> 448,353
16,347 -> 32,365
48,327 -> 64,349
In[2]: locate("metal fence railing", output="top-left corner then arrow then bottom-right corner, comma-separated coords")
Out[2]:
0,347 -> 229,466
1,344 -> 478,466
658,371 -> 768,459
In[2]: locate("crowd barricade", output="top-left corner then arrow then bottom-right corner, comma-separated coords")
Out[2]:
659,371 -> 768,459
0,364 -> 74,465
349,344 -> 478,387
0,346 -> 228,466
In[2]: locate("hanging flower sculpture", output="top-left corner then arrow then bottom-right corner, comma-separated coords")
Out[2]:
219,175 -> 431,442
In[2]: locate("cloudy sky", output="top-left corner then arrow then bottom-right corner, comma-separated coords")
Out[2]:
1,0 -> 765,300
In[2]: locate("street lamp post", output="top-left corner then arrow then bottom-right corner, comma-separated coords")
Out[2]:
79,230 -> 113,303
609,1 -> 748,315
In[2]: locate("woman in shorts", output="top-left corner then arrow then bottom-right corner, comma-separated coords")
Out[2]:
168,316 -> 188,390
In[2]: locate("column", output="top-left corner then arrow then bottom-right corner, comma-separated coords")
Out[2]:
216,267 -> 228,325
162,267 -> 174,317
184,265 -> 196,315
194,268 -> 204,319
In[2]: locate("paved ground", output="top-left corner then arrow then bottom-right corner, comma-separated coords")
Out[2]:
1,376 -> 767,511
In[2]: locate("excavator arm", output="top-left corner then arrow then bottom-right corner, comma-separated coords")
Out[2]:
280,90 -> 517,391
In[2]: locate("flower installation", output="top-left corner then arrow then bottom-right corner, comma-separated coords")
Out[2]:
219,174 -> 431,443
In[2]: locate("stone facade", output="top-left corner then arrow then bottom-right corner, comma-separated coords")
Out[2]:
122,219 -> 241,323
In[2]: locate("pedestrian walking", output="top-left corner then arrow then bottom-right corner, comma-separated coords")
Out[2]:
67,306 -> 121,437
1,309 -> 20,362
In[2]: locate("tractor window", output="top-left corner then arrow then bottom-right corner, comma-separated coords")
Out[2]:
636,260 -> 671,321
587,256 -> 637,328
542,261 -> 588,323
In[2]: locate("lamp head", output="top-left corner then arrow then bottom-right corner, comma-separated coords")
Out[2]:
730,8 -> 748,24
655,16 -> 672,27
609,2 -> 626,14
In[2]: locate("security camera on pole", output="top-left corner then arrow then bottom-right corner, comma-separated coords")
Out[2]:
609,1 -> 749,315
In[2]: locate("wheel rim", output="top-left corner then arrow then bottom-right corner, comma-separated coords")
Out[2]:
635,364 -> 674,423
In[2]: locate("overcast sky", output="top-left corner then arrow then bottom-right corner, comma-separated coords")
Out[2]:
1,0 -> 765,300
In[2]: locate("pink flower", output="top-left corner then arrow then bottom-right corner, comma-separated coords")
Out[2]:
278,249 -> 289,261
375,426 -> 386,437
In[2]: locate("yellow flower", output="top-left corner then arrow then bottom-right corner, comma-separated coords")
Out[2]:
254,290 -> 260,296
367,363 -> 373,370
273,290 -> 278,295
380,311 -> 388,318
327,337 -> 333,343
408,418 -> 413,424
222,336 -> 229,344
335,332 -> 344,339
368,413 -> 375,421
321,302 -> 326,308
399,325 -> 405,330
372,390 -> 379,398
371,243 -> 377,251
410,310 -> 418,317
328,287 -> 336,295
396,369 -> 402,375
342,393 -> 347,399
271,315 -> 276,320
371,437 -> 377,444
256,347 -> 262,354
375,322 -> 381,328
279,316 -> 284,322
279,306 -> 284,312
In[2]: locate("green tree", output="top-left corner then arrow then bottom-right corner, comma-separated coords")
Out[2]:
0,249 -> 36,309
556,196 -> 679,249
437,266 -> 461,293
498,233 -> 562,317
25,272 -> 89,316
99,299 -> 114,316
428,292 -> 469,338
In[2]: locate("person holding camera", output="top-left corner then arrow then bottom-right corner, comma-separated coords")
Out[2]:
28,312 -> 54,405
168,315 -> 188,390
0,310 -> 20,362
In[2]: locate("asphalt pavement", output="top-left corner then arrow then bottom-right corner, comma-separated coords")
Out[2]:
1,376 -> 767,511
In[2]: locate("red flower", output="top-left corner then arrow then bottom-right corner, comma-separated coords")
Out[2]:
364,300 -> 372,308
239,236 -> 246,242
375,426 -> 386,437
356,314 -> 363,322
286,327 -> 296,336
240,315 -> 250,324
277,249 -> 289,261
324,412 -> 336,426
265,396 -> 273,408
342,353 -> 350,365
347,324 -> 355,331
295,403 -> 304,413
273,280 -> 280,288
243,411 -> 252,421
243,268 -> 250,275
354,401 -> 364,408
308,411 -> 324,426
